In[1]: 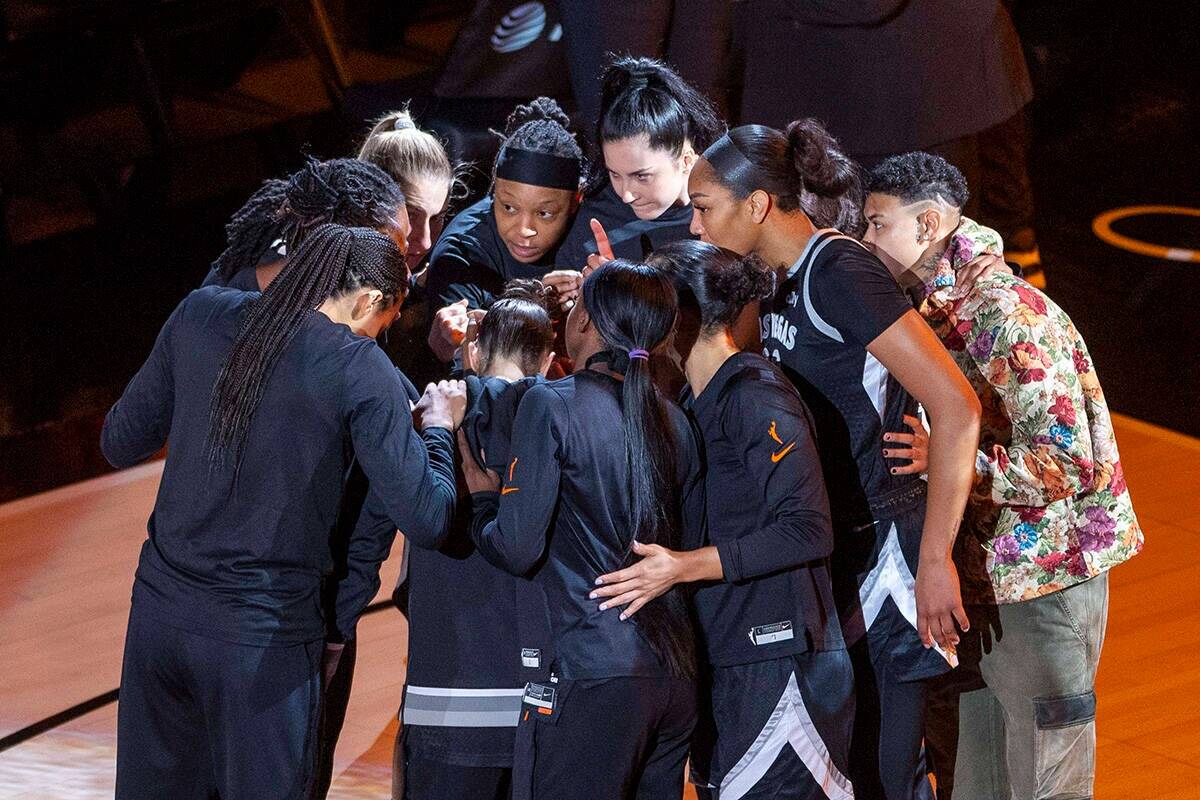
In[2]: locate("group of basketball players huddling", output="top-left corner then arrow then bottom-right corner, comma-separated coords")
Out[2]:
103,54 -> 1141,800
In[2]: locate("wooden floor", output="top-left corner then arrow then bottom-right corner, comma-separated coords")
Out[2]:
1,414 -> 1198,798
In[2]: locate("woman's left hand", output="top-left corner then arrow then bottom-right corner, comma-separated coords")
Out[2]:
883,413 -> 930,475
949,253 -> 1012,298
456,429 -> 500,494
589,541 -> 683,620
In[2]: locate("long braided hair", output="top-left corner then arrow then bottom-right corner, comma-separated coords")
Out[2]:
205,224 -> 408,468
211,158 -> 406,282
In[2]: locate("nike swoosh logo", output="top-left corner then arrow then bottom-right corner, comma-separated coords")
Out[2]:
771,441 -> 796,463
501,486 -> 521,495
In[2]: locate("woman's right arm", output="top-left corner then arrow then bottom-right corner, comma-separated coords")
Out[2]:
866,310 -> 982,650
424,251 -> 494,362
810,245 -> 980,650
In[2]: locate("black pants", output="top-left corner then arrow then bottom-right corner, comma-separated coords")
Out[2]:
115,604 -> 323,800
397,743 -> 512,800
513,676 -> 697,800
311,637 -> 358,799
834,497 -> 943,800
846,604 -> 935,800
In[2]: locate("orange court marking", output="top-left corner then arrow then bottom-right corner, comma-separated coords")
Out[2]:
1091,205 -> 1200,262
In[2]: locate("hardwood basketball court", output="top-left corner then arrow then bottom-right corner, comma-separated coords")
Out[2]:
1,413 -> 1197,798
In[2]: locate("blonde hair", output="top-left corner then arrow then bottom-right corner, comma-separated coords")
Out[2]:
357,108 -> 461,202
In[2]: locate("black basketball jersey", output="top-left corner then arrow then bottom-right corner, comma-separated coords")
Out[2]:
760,230 -> 921,528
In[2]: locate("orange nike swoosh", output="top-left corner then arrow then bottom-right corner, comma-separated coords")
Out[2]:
771,441 -> 796,463
501,486 -> 521,495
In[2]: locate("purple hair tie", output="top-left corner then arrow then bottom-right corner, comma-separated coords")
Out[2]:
627,348 -> 650,360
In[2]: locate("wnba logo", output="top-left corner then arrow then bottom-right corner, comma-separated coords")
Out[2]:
490,2 -> 562,53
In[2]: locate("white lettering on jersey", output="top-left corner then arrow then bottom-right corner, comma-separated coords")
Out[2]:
761,313 -> 797,351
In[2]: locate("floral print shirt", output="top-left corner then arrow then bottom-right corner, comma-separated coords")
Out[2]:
918,217 -> 1143,604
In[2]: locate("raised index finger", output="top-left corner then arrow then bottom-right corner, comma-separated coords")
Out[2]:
590,218 -> 614,261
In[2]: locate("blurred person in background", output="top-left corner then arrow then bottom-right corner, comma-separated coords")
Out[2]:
731,0 -> 1045,286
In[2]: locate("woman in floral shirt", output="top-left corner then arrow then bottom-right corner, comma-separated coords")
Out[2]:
864,152 -> 1141,800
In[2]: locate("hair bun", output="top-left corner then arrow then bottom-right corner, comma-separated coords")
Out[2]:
605,56 -> 662,94
709,253 -> 774,308
504,96 -> 571,135
501,278 -> 562,317
286,158 -> 340,221
784,118 -> 858,197
389,110 -> 417,132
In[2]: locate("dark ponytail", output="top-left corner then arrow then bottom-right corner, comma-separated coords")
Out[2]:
784,119 -> 863,236
703,119 -> 864,235
211,158 -> 406,281
588,55 -> 724,192
647,240 -> 774,334
582,260 -> 695,679
206,224 -> 407,468
598,55 -> 724,155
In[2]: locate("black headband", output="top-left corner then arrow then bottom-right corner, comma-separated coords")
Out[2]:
703,134 -> 791,197
495,146 -> 581,191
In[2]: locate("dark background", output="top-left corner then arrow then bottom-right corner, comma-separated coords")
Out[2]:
1,0 -> 1197,502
